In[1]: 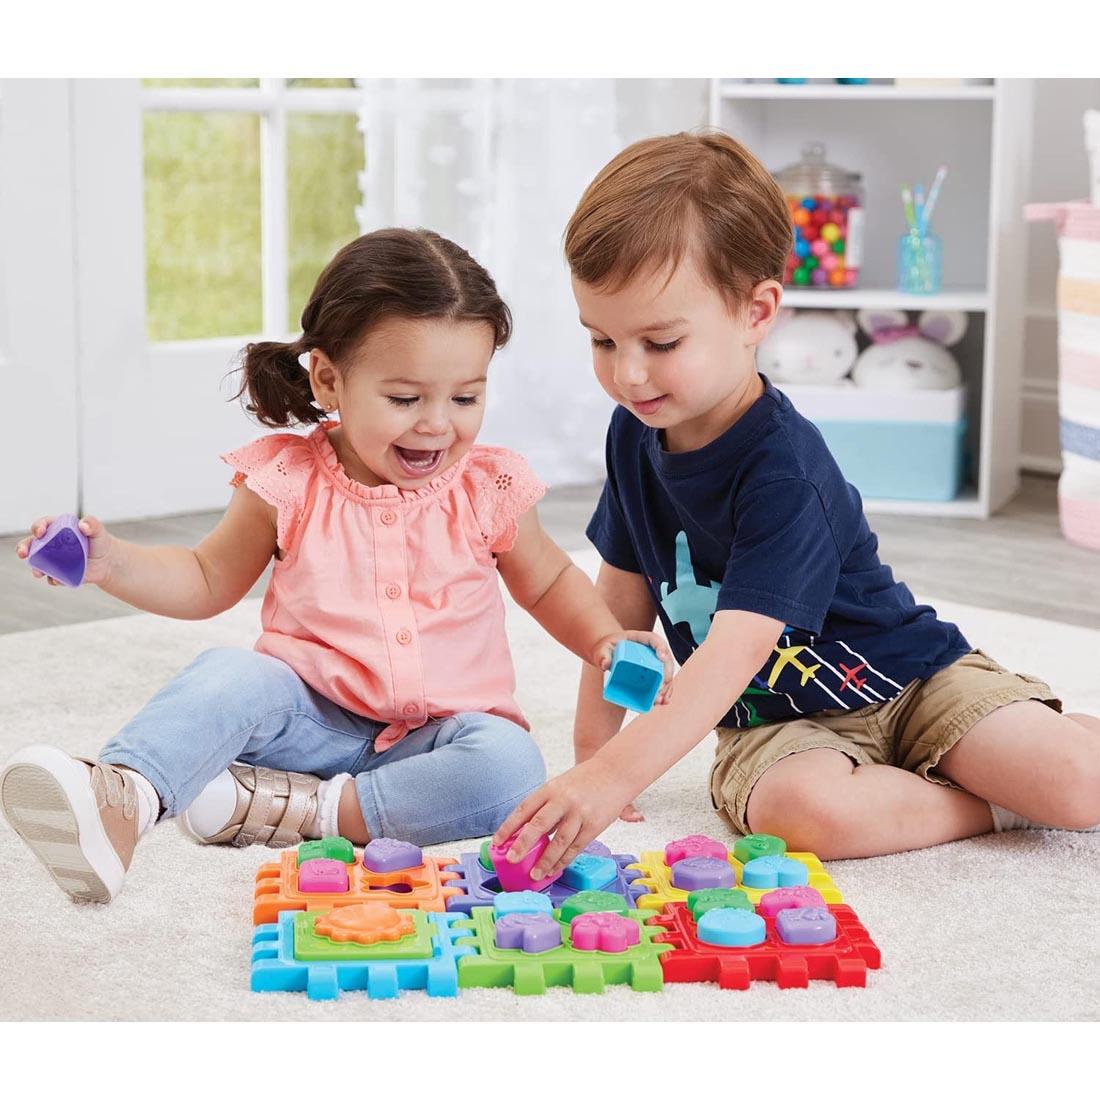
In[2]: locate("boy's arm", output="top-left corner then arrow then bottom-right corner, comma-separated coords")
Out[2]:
496,507 -> 674,681
493,608 -> 785,878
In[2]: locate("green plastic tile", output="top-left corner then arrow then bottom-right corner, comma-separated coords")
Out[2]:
292,909 -> 435,962
733,833 -> 787,864
296,836 -> 356,866
558,890 -> 629,925
479,839 -> 494,872
687,887 -> 753,917
454,905 -> 669,995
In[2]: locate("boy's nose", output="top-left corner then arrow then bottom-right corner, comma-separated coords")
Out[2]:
613,353 -> 648,388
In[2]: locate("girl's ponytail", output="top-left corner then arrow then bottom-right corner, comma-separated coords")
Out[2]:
236,339 -> 322,428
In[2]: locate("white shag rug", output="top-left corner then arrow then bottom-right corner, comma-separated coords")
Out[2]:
1,549 -> 1098,1022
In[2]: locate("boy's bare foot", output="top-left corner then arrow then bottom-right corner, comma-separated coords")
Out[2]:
0,746 -> 143,902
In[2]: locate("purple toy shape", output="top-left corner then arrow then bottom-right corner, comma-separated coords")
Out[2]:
297,858 -> 349,893
757,886 -> 827,920
569,912 -> 641,953
665,834 -> 729,865
670,856 -> 735,892
583,840 -> 613,858
494,912 -> 562,954
26,514 -> 89,587
362,838 -> 423,873
776,906 -> 837,945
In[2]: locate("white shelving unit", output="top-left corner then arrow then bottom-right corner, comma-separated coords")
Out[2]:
710,79 -> 1034,518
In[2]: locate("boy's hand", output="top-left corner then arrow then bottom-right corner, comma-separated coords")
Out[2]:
591,630 -> 676,705
492,757 -> 637,881
15,515 -> 115,588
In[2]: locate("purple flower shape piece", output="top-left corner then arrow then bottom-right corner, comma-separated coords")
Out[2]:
670,856 -> 735,891
362,837 -> 423,873
569,911 -> 641,953
776,906 -> 837,946
494,912 -> 562,954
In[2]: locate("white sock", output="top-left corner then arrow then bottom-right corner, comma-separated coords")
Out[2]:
988,802 -> 1100,833
125,768 -> 161,837
309,774 -> 351,839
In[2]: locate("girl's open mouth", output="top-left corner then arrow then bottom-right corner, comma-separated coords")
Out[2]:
393,445 -> 446,478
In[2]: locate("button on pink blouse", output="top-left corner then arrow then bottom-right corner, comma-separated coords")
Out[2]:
223,423 -> 546,751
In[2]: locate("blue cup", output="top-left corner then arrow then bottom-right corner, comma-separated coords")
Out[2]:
897,232 -> 942,294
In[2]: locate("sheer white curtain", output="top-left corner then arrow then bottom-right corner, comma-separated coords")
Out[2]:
357,78 -> 708,485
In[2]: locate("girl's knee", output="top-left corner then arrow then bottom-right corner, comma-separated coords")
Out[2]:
187,648 -> 303,707
452,715 -> 547,794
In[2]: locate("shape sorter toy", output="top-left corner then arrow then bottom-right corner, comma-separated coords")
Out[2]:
252,836 -> 462,925
627,832 -> 844,910
248,831 -> 882,1001
446,839 -> 649,915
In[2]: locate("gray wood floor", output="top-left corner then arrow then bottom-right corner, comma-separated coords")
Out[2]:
1,475 -> 1097,634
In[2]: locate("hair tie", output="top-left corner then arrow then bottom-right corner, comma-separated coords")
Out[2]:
297,350 -> 311,370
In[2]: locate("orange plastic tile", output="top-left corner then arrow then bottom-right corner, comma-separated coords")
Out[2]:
253,848 -> 463,925
314,903 -> 417,944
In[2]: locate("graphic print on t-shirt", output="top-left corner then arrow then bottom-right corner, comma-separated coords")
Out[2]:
658,531 -> 721,646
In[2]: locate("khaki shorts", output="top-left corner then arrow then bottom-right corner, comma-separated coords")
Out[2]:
709,649 -> 1061,835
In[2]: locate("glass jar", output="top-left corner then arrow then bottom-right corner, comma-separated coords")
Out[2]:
773,142 -> 865,290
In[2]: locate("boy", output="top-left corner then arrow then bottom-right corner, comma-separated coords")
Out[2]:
494,131 -> 1100,876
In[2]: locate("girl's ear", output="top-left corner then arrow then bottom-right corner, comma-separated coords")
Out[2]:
309,351 -> 340,410
857,308 -> 908,336
918,310 -> 968,347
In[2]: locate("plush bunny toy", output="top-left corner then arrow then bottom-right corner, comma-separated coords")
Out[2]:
851,309 -> 966,389
758,309 -> 858,385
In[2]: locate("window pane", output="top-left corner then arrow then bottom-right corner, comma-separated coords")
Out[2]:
287,113 -> 365,327
287,78 -> 355,88
142,78 -> 260,88
143,112 -> 262,341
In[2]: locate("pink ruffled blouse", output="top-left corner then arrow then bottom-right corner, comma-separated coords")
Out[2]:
222,423 -> 546,751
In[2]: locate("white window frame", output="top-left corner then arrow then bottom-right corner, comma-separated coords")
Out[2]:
140,79 -> 365,340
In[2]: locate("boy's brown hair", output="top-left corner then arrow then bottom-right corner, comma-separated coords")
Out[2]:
564,130 -> 792,308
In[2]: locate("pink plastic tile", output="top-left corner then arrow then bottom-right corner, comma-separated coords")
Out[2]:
298,857 -> 350,893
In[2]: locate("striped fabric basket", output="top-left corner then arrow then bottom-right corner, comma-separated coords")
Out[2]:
1026,200 -> 1100,551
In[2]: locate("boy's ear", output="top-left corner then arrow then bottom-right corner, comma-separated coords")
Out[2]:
744,279 -> 784,346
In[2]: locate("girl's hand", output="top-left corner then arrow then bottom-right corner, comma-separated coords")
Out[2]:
15,515 -> 115,587
592,630 -> 676,705
491,757 -> 637,881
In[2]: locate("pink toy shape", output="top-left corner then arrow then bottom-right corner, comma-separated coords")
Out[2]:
664,834 -> 729,865
362,837 -> 423,873
26,514 -> 89,587
298,857 -> 350,893
569,911 -> 641,953
489,832 -> 563,893
494,912 -> 562,953
776,906 -> 837,946
670,856 -> 735,891
757,886 -> 827,920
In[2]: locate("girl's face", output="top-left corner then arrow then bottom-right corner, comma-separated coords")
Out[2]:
573,254 -> 781,452
310,316 -> 494,488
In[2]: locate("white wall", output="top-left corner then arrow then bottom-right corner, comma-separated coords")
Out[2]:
1020,79 -> 1100,473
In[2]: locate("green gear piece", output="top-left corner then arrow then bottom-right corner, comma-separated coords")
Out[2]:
733,833 -> 787,864
687,888 -> 753,918
296,836 -> 356,866
558,890 -> 629,925
479,839 -> 494,872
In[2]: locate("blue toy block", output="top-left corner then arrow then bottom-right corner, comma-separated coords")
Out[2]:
741,855 -> 810,889
696,907 -> 767,947
603,640 -> 664,713
561,853 -> 618,892
493,891 -> 554,917
446,850 -> 647,914
251,910 -> 474,1001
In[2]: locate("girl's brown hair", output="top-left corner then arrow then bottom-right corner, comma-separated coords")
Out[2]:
564,130 -> 792,308
237,228 -> 512,427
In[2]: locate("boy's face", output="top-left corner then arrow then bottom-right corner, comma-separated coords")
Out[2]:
573,255 -> 781,451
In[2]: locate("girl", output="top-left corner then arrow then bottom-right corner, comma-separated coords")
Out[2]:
1,227 -> 671,904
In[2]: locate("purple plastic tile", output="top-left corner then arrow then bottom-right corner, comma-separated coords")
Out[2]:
665,834 -> 729,865
584,840 -> 613,858
26,514 -> 89,587
297,858 -> 349,893
776,906 -> 837,945
494,912 -> 562,954
670,856 -> 735,892
362,838 -> 423,873
569,912 -> 641,953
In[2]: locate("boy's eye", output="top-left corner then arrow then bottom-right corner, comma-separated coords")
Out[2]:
647,338 -> 682,353
387,396 -> 418,407
591,337 -> 615,350
453,395 -> 479,406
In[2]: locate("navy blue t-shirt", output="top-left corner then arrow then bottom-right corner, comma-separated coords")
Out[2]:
586,375 -> 971,729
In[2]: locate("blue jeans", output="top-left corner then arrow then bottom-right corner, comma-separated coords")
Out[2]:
98,648 -> 546,846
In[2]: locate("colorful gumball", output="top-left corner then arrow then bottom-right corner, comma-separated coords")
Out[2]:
793,208 -> 810,228
795,239 -> 811,258
801,196 -> 816,210
805,256 -> 818,270
845,268 -> 858,286
822,253 -> 838,272
820,223 -> 840,243
811,238 -> 829,257
811,209 -> 828,227
792,267 -> 811,286
829,268 -> 846,287
811,267 -> 829,285
802,223 -> 819,242
832,238 -> 846,255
